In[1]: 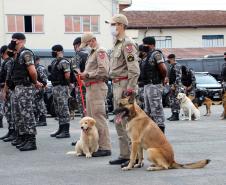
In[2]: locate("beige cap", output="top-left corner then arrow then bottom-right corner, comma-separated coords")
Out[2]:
111,14 -> 128,26
80,32 -> 95,49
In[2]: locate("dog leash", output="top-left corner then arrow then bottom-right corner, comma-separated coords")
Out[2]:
76,74 -> 87,116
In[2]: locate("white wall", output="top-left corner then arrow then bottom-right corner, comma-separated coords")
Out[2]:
127,27 -> 226,48
1,0 -> 115,50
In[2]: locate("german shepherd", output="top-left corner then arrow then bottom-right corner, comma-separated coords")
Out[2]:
221,92 -> 226,119
68,97 -> 78,120
114,93 -> 210,171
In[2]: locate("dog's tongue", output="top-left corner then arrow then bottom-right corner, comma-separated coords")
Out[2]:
115,113 -> 122,124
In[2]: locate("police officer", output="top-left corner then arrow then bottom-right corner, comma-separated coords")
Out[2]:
140,37 -> 167,133
181,65 -> 196,99
49,45 -> 71,138
108,14 -> 140,166
34,56 -> 48,126
222,52 -> 226,92
167,54 -> 182,121
79,32 -> 111,157
0,44 -> 16,141
71,37 -> 89,117
9,33 -> 42,151
0,45 -> 8,128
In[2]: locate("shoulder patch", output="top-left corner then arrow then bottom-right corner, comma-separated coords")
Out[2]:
127,54 -> 135,62
24,53 -> 32,62
125,44 -> 133,53
154,52 -> 162,61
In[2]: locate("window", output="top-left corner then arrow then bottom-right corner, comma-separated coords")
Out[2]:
65,15 -> 100,33
6,15 -> 44,33
202,35 -> 224,47
154,36 -> 172,48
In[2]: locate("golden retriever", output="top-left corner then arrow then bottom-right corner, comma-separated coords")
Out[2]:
67,117 -> 99,158
177,93 -> 201,121
114,93 -> 210,171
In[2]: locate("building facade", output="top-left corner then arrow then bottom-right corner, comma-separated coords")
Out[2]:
123,10 -> 226,49
0,0 -> 131,50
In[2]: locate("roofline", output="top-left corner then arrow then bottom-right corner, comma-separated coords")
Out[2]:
127,25 -> 226,29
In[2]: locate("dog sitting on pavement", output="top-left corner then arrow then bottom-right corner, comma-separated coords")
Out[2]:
67,117 -> 99,158
177,93 -> 200,121
114,92 -> 210,171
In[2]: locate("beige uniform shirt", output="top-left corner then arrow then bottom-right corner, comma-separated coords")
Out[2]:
109,35 -> 140,89
84,45 -> 109,83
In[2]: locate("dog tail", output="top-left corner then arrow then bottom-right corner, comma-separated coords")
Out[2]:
172,159 -> 210,169
66,151 -> 76,155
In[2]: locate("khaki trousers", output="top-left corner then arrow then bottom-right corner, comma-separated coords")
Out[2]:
86,82 -> 111,150
112,80 -> 130,159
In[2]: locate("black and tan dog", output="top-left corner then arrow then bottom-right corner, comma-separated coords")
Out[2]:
68,97 -> 78,120
114,93 -> 210,171
220,92 -> 226,119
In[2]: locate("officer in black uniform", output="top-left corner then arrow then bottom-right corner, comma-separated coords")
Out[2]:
0,44 -> 16,140
0,45 -> 8,128
167,54 -> 182,121
139,37 -> 167,133
9,33 -> 42,151
34,55 -> 48,126
49,45 -> 71,139
222,52 -> 226,92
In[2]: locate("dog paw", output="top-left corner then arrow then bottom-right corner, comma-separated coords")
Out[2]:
134,162 -> 144,168
122,166 -> 132,171
86,153 -> 92,158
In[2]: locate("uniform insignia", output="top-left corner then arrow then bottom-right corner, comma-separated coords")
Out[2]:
127,54 -> 135,62
24,53 -> 32,63
125,44 -> 133,53
98,52 -> 105,60
154,53 -> 162,61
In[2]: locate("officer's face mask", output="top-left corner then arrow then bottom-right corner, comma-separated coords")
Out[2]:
51,51 -> 57,58
110,26 -> 118,37
10,40 -> 17,50
7,51 -> 14,58
142,45 -> 150,53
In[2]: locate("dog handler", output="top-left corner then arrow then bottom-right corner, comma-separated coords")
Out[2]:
108,14 -> 140,165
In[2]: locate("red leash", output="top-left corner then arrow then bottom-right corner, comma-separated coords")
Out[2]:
76,74 -> 87,116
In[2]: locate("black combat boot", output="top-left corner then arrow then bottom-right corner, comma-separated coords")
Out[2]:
36,115 -> 47,127
16,134 -> 28,149
167,114 -> 173,120
19,134 -> 37,151
11,134 -> 25,146
56,124 -> 70,138
50,124 -> 62,137
0,116 -> 3,128
168,113 -> 179,121
3,130 -> 16,142
0,129 -> 14,140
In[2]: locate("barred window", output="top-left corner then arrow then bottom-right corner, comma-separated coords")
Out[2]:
202,35 -> 224,47
6,15 -> 44,33
65,15 -> 100,33
155,36 -> 172,49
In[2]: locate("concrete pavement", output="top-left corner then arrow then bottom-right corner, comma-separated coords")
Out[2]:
0,105 -> 226,185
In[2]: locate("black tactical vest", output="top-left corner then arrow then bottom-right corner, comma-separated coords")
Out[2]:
222,63 -> 226,81
169,64 -> 176,85
11,48 -> 33,86
140,50 -> 162,85
0,57 -> 11,84
181,70 -> 192,87
50,58 -> 68,86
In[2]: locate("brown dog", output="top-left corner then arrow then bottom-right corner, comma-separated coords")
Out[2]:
114,93 -> 210,171
221,92 -> 226,119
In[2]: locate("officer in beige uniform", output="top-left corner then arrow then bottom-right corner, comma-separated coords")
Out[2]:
108,14 -> 140,166
79,32 -> 111,157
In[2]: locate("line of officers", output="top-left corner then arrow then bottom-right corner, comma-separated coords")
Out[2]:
0,14 -> 201,165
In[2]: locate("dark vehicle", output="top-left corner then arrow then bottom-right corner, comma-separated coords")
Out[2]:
195,72 -> 223,100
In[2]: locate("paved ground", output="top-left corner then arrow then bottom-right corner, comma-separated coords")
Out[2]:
0,105 -> 226,185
